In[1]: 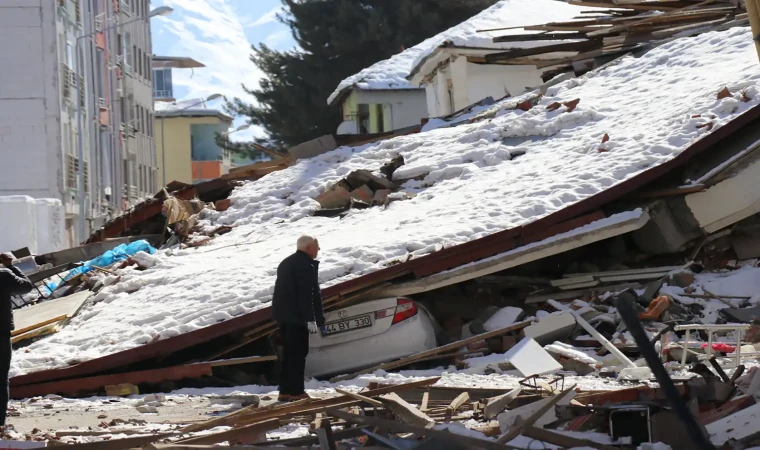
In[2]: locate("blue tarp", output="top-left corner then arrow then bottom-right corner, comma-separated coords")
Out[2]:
47,240 -> 156,292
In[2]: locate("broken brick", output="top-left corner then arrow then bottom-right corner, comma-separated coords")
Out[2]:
317,180 -> 352,209
380,155 -> 405,180
742,90 -> 752,103
563,98 -> 581,112
350,185 -> 374,204
696,122 -> 714,130
601,133 -> 610,143
372,189 -> 391,206
516,99 -> 534,111
717,87 -> 732,100
668,271 -> 694,288
546,102 -> 562,112
214,199 -> 232,212
346,169 -> 392,191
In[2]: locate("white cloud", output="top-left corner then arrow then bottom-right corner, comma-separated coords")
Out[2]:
250,6 -> 282,27
154,0 -> 265,137
263,29 -> 291,49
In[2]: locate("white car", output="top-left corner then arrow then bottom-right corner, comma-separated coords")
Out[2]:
304,297 -> 439,378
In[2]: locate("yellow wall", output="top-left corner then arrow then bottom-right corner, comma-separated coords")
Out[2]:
154,115 -> 228,187
341,91 -> 387,134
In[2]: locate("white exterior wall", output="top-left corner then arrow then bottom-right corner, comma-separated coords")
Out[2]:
354,90 -> 428,131
421,54 -> 546,117
465,63 -> 544,108
685,158 -> 760,234
428,67 -> 453,117
0,1 -> 63,202
0,197 -> 38,254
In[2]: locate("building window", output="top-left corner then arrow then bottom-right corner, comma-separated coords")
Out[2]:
376,104 -> 385,133
358,104 -> 370,134
66,42 -> 75,70
153,68 -> 173,99
122,32 -> 132,72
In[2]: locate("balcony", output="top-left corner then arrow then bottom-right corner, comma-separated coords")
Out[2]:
154,89 -> 173,100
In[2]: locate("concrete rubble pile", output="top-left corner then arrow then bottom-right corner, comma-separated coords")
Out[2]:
315,155 -> 415,217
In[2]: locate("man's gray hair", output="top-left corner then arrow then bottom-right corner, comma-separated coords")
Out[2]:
297,235 -> 317,251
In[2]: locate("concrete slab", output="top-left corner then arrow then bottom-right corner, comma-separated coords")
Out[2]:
503,337 -> 562,378
13,290 -> 90,336
706,401 -> 760,445
498,390 -> 576,431
523,312 -> 577,346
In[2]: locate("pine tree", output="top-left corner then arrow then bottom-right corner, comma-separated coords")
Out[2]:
227,0 -> 498,149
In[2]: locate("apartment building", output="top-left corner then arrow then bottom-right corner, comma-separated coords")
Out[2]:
0,0 -> 157,247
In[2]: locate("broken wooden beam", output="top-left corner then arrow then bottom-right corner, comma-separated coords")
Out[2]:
184,377 -> 440,434
176,418 -> 280,446
329,408 -> 525,450
334,388 -> 383,407
379,392 -> 435,428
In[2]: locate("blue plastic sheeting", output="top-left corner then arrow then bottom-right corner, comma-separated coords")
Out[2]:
47,240 -> 156,293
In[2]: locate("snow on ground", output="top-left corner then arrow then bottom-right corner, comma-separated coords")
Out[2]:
11,27 -> 760,377
328,0 -> 596,104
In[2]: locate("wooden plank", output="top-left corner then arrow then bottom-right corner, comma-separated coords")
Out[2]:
252,427 -> 366,447
420,391 -> 430,411
10,362 -> 213,399
497,386 -> 577,444
523,425 -> 619,450
316,420 -> 337,450
11,314 -> 66,338
493,32 -> 588,43
484,387 -> 522,419
176,418 -> 280,445
449,392 -> 470,412
13,290 -> 90,336
330,320 -> 531,382
209,355 -> 278,367
58,433 -> 177,450
183,377 -> 440,434
569,0 -> 679,10
329,409 -> 525,450
334,388 -> 383,407
586,3 -> 733,36
11,321 -> 61,344
379,392 -> 435,428
181,397 -> 312,433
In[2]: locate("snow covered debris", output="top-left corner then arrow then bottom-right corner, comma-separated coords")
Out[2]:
483,307 -> 524,331
327,0 -> 594,105
11,27 -> 760,377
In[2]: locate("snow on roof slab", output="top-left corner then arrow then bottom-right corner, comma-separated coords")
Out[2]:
327,0 -> 595,105
11,27 -> 760,380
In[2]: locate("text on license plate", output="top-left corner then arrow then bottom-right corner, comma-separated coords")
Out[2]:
322,315 -> 372,335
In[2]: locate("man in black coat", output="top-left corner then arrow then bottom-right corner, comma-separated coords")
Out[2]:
272,236 -> 325,402
0,253 -> 33,426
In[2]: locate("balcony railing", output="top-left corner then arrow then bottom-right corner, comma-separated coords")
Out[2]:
154,89 -> 173,99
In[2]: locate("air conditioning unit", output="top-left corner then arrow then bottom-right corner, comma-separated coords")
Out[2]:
94,18 -> 104,32
98,97 -> 108,109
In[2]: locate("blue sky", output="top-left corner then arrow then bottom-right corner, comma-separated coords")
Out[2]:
150,0 -> 297,141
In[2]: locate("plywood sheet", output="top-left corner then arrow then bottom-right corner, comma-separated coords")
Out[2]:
13,291 -> 90,336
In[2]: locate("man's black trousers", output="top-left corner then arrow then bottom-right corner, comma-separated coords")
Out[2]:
278,323 -> 309,396
0,333 -> 11,426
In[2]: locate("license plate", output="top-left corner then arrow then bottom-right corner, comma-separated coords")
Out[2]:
322,315 -> 372,335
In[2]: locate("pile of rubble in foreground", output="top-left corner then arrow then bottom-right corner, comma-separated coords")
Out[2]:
8,262 -> 760,449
